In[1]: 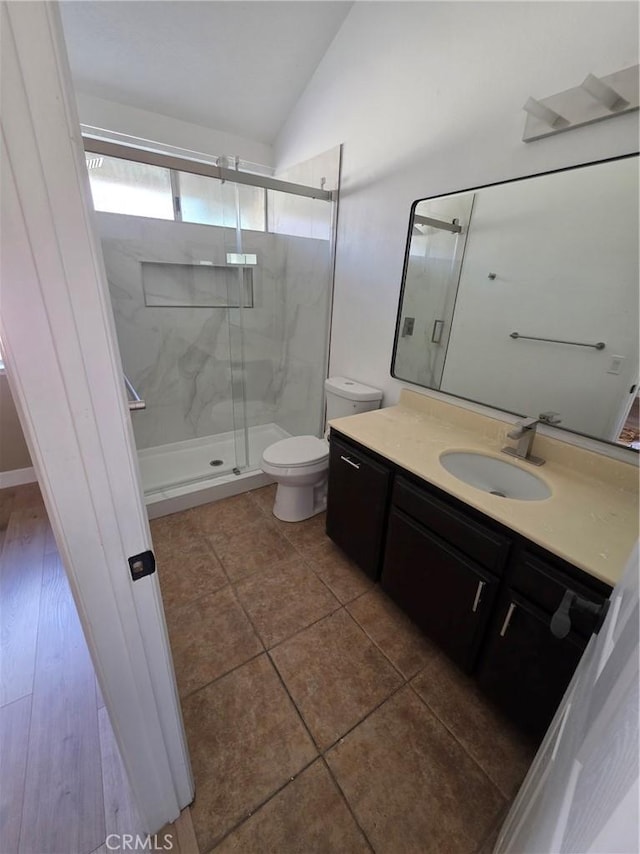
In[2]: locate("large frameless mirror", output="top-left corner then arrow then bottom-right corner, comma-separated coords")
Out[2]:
391,154 -> 639,449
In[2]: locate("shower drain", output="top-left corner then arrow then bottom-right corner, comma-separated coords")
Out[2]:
209,459 -> 224,467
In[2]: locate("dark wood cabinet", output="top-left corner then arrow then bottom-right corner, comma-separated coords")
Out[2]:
476,550 -> 610,738
326,430 -> 612,738
326,435 -> 392,580
381,507 -> 499,671
476,590 -> 586,739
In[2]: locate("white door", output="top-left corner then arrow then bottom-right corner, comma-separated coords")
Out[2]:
0,0 -> 193,832
495,542 -> 639,853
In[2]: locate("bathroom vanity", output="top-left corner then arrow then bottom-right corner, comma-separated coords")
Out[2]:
326,391 -> 638,739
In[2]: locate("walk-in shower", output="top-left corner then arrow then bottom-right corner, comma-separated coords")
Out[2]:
85,140 -> 340,515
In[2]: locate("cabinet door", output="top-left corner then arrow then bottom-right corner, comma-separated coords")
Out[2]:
381,508 -> 498,672
476,591 -> 586,739
326,435 -> 392,580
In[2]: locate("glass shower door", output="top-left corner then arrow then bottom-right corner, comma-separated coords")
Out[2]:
89,143 -> 339,499
178,164 -> 255,478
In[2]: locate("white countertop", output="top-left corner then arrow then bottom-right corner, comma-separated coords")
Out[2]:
330,391 -> 639,587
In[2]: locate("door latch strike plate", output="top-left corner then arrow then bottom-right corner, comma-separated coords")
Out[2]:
128,550 -> 156,581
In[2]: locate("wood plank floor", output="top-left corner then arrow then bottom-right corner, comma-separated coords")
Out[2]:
0,484 -> 198,854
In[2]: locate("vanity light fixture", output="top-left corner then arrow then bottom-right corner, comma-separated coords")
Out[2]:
581,73 -> 629,112
522,97 -> 569,130
522,64 -> 639,142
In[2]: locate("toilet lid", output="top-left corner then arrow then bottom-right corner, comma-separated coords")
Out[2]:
263,436 -> 329,468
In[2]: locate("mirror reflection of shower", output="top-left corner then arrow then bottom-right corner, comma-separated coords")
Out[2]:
396,195 -> 474,389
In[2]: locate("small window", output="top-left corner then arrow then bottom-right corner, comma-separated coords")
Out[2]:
178,171 -> 265,231
85,154 -> 174,220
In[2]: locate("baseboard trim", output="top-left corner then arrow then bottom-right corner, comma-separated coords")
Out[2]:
0,466 -> 37,488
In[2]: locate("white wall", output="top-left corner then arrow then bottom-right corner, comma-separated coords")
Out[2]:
275,2 -> 639,422
77,92 -> 274,167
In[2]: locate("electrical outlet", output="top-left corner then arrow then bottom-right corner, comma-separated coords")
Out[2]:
607,355 -> 624,375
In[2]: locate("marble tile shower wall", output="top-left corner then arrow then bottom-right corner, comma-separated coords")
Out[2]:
97,212 -> 332,450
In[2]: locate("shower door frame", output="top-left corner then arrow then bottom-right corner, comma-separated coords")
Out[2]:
84,139 -> 338,493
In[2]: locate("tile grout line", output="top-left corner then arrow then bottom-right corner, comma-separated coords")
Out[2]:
319,755 -> 377,854
171,490 -> 367,612
168,583 -> 343,705
301,552 -> 375,608
208,507 -> 345,651
344,601 -> 418,685
406,679 -> 510,802
260,595 -> 342,653
319,679 -> 408,757
196,632 -> 387,854
211,528 -> 342,652
205,754 -> 321,853
265,645 -> 326,754
263,615 -> 407,776
159,493 -> 513,852
171,551 -> 361,704
176,612 -> 512,834
177,648 -> 266,704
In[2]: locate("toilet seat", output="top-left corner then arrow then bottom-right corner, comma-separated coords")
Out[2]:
262,435 -> 328,469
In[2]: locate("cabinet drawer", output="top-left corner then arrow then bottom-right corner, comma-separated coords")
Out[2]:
510,552 -> 609,640
393,476 -> 510,574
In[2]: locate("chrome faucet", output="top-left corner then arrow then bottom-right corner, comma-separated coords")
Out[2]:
501,412 -> 561,466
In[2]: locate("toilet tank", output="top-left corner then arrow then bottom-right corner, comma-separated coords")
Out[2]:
324,377 -> 383,421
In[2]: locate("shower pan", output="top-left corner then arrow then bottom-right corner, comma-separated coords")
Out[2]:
86,142 -> 340,515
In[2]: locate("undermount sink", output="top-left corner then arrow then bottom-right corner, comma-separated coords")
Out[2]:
439,451 -> 552,501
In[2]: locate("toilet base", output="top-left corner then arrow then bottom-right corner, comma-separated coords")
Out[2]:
273,480 -> 327,523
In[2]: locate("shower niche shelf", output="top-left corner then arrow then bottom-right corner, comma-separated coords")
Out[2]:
141,260 -> 255,308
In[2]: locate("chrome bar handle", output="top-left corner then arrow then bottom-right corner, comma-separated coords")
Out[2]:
340,455 -> 360,470
500,602 -> 517,637
124,374 -> 146,411
431,319 -> 444,344
472,580 -> 486,613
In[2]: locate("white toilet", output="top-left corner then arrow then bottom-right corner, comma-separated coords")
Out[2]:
261,377 -> 383,522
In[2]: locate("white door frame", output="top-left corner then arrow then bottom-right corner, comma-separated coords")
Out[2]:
0,1 -> 193,832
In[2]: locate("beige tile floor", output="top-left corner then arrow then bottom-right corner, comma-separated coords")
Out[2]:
153,485 -> 535,854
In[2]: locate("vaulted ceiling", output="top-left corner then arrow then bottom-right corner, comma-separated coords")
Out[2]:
59,1 -> 352,145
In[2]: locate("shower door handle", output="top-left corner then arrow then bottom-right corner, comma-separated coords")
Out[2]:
124,374 -> 146,411
431,319 -> 444,344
